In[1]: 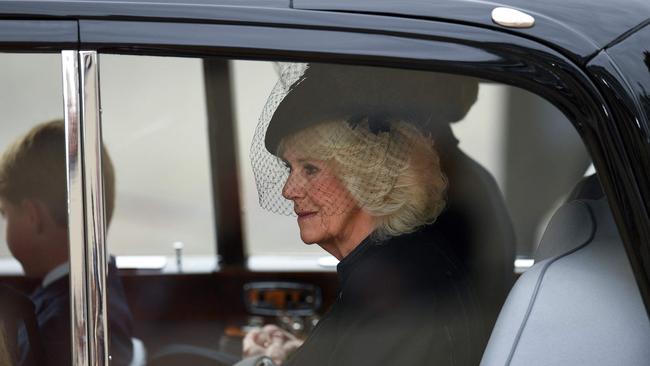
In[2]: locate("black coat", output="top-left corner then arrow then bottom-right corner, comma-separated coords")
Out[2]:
286,226 -> 485,366
18,260 -> 133,366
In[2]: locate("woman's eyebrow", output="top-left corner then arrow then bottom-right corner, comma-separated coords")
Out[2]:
281,156 -> 315,164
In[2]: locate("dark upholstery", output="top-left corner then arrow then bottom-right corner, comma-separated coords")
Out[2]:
434,125 -> 516,343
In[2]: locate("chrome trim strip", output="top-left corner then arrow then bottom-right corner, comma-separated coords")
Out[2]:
62,50 -> 90,366
79,50 -> 110,366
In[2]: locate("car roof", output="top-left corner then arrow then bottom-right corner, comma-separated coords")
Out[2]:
0,0 -> 648,63
294,0 -> 650,63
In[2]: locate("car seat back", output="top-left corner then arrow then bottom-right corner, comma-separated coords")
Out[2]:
434,124 -> 516,342
480,179 -> 650,365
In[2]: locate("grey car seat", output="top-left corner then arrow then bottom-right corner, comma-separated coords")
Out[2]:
480,175 -> 650,365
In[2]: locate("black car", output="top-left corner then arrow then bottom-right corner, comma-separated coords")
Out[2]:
0,0 -> 648,365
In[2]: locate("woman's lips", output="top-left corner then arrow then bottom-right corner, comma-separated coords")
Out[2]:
297,211 -> 317,220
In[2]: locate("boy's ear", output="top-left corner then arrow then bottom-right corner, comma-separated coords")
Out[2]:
20,199 -> 51,235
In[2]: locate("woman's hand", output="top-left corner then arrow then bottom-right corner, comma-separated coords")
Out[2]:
243,324 -> 303,365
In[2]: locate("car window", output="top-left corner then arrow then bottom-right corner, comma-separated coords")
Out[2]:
0,53 -> 63,266
233,61 -> 590,262
92,56 -> 594,364
233,61 -> 324,260
99,54 -> 217,270
235,61 -> 591,364
0,52 -> 595,364
0,52 -> 71,365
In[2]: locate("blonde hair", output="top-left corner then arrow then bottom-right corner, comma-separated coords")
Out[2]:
0,119 -> 115,226
280,119 -> 447,238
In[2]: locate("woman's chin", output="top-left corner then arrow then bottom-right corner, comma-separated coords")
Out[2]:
299,230 -> 324,245
299,234 -> 319,245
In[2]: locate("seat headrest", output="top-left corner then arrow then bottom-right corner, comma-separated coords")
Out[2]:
534,200 -> 596,262
533,174 -> 602,261
567,174 -> 604,201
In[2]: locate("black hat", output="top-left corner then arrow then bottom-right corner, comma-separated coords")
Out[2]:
264,63 -> 479,154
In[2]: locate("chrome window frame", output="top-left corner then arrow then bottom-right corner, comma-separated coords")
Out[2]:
62,50 -> 110,366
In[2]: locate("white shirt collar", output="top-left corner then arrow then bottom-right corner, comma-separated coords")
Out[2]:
42,262 -> 70,288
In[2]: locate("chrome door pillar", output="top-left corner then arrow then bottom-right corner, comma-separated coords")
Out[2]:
62,50 -> 110,366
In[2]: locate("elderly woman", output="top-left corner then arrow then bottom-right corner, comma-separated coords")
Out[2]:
241,64 -> 483,366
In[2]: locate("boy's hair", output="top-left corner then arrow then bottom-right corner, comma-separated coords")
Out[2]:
0,119 -> 115,226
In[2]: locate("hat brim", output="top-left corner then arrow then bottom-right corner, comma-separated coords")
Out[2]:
264,64 -> 478,155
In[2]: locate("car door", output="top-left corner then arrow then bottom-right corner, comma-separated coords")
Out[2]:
71,7 -> 640,365
1,3 -> 649,366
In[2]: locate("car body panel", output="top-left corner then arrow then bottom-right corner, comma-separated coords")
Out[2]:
295,0 -> 650,64
586,23 -> 650,306
0,0 -> 648,64
0,19 -> 77,49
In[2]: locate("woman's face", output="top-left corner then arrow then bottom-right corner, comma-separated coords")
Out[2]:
281,145 -> 361,247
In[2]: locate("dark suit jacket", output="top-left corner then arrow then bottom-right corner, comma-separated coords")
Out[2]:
18,260 -> 133,366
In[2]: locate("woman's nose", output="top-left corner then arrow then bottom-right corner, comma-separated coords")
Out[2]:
282,172 -> 305,200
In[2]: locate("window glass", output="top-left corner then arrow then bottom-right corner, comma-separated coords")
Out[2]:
97,54 -> 225,361
234,62 -> 590,259
497,87 -> 590,255
233,61 -> 323,258
451,85 -> 590,256
0,52 -> 71,365
98,58 -> 592,365
100,55 -> 216,264
0,54 -> 63,263
227,61 -> 592,365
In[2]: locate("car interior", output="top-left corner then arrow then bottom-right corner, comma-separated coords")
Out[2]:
1,54 -> 646,365
482,174 -> 650,365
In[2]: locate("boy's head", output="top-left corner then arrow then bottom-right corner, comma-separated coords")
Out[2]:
0,119 -> 115,277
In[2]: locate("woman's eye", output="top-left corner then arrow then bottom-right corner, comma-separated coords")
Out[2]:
282,160 -> 292,172
303,163 -> 320,176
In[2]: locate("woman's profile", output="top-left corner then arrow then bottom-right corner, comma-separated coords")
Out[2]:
240,63 -> 484,366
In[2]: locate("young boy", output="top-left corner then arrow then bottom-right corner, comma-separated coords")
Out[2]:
0,120 -> 133,365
